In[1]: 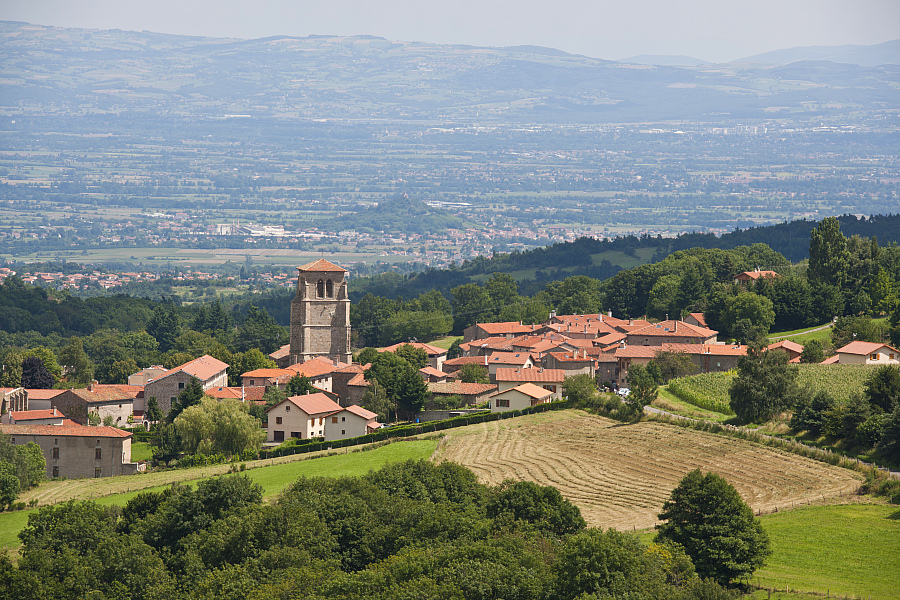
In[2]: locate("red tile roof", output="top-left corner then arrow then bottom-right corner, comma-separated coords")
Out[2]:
443,356 -> 488,366
736,270 -> 779,280
0,423 -> 132,438
476,322 -> 536,335
241,368 -> 291,379
288,357 -> 340,378
495,368 -> 565,383
487,352 -> 534,365
269,344 -> 291,360
627,320 -> 718,339
492,382 -> 554,400
8,409 -> 65,421
419,366 -> 446,378
347,373 -> 370,387
614,343 -> 746,358
768,340 -> 804,354
821,355 -> 840,365
24,389 -> 66,400
342,405 -> 378,420
380,342 -> 448,356
271,393 -> 342,416
428,382 -> 497,396
837,341 -> 899,355
688,312 -> 708,327
297,258 -> 347,272
160,355 -> 228,382
66,387 -> 137,403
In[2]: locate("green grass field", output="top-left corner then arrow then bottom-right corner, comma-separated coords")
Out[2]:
0,439 -> 437,551
768,322 -> 832,344
754,502 -> 900,598
131,442 -> 152,462
653,386 -> 732,422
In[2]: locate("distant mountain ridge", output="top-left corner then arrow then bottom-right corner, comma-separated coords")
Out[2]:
735,39 -> 900,66
1,21 -> 898,122
618,55 -> 711,66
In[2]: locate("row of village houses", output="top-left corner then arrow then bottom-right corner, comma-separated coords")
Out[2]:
1,309 -> 898,481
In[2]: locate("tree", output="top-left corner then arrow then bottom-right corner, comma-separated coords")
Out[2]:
729,342 -> 801,423
228,349 -> 276,386
176,398 -> 265,457
396,367 -> 428,420
145,396 -> 163,424
450,283 -> 493,334
20,356 -> 54,389
487,479 -> 585,537
23,347 -> 63,381
458,362 -> 489,384
876,406 -> 900,463
59,337 -> 94,383
831,315 -> 884,348
722,292 -> 775,341
235,305 -> 286,354
393,344 -> 428,370
151,422 -> 181,463
562,374 -> 596,404
626,363 -> 658,409
286,374 -> 316,396
0,461 -> 20,507
656,469 -> 771,585
650,350 -> 697,382
167,377 -> 205,422
147,305 -> 180,353
0,348 -> 24,387
799,339 -> 825,364
361,376 -> 393,422
863,365 -> 900,413
808,216 -> 849,289
447,339 -> 462,360
107,358 -> 139,385
364,351 -> 412,402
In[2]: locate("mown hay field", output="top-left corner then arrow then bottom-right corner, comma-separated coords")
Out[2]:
437,410 -> 862,531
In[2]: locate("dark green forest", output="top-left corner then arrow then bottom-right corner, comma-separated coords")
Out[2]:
0,460 -> 741,600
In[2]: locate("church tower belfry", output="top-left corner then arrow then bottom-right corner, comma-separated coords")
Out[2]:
289,259 -> 351,365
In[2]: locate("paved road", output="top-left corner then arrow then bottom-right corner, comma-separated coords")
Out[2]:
769,322 -> 833,340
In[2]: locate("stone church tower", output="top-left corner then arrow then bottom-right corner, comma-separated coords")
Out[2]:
289,259 -> 352,365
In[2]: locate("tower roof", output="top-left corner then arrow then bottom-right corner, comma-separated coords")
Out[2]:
297,259 -> 347,273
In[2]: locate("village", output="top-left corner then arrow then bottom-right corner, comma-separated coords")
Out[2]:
1,259 -> 897,482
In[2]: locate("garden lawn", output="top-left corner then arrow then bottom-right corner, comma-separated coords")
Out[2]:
755,502 -> 900,598
131,442 -> 152,462
0,439 -> 437,551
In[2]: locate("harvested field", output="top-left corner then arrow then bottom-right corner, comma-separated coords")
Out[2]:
437,410 -> 863,531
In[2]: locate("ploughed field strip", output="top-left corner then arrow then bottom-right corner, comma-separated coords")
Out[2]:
438,411 -> 862,531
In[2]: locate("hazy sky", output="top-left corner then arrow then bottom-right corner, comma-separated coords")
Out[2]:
3,0 -> 898,62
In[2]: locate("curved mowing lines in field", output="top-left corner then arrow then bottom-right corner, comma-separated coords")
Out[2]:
439,410 -> 863,530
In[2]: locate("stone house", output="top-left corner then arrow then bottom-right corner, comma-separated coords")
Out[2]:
463,321 -> 537,342
625,320 -> 718,346
0,422 -> 138,479
485,352 -> 535,382
426,381 -> 497,407
51,385 -> 136,426
143,355 -> 229,416
614,343 -> 746,382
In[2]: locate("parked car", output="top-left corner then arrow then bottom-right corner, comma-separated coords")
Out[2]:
616,388 -> 630,397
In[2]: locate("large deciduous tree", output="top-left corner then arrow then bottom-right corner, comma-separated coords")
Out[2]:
626,363 -> 657,410
175,398 -> 264,457
729,342 -> 801,423
808,216 -> 850,289
20,356 -> 54,389
656,469 -> 771,585
863,365 -> 900,413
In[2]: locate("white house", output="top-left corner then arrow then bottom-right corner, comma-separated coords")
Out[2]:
490,383 -> 554,413
494,367 -> 565,399
324,405 -> 379,441
265,392 -> 343,442
835,341 -> 900,365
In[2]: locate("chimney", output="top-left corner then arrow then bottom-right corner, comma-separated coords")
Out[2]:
608,310 -> 612,318
53,407 -> 57,416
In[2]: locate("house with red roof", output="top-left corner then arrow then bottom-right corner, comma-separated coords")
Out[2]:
324,405 -> 380,441
734,269 -> 780,284
614,343 -> 745,382
463,321 -> 539,342
485,352 -> 535,381
380,342 -> 449,371
625,320 -> 718,346
835,341 -> 899,365
494,367 -> 565,399
768,340 -> 804,362
266,392 -> 343,442
0,422 -> 139,479
489,383 -> 554,413
52,385 -> 137,426
427,381 -> 498,407
143,354 -> 229,416
1,407 -> 66,426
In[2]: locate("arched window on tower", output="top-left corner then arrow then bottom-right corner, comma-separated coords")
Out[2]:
316,279 -> 324,298
326,279 -> 333,298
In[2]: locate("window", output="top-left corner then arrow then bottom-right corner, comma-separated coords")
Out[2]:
317,279 -> 325,298
94,467 -> 101,478
285,405 -> 290,412
95,447 -> 102,460
276,416 -> 283,425
341,430 -> 345,435
52,466 -> 59,478
871,354 -> 879,360
52,447 -> 59,459
891,353 -> 896,360
291,432 -> 299,438
250,379 -> 255,386
273,430 -> 284,442
341,416 -> 346,422
178,382 -> 185,389
326,279 -> 333,298
496,399 -> 510,408
332,416 -> 338,423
